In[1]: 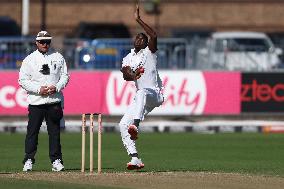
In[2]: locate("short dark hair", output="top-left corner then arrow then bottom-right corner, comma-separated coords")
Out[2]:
138,33 -> 148,45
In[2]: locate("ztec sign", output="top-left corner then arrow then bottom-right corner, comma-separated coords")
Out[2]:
0,85 -> 28,108
242,79 -> 284,102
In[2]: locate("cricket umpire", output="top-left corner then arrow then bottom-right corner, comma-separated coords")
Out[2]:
19,31 -> 69,172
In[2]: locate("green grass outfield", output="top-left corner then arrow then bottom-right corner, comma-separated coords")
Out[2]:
1,132 -> 284,175
1,132 -> 284,188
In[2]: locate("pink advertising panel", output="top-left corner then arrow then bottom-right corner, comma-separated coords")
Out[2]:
203,71 -> 241,114
0,71 -> 240,115
63,71 -> 110,114
0,71 -> 110,115
0,71 -> 28,114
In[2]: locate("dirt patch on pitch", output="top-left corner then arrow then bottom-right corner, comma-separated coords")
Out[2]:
1,171 -> 284,189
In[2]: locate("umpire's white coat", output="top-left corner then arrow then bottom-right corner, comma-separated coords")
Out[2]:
120,47 -> 164,155
19,50 -> 69,105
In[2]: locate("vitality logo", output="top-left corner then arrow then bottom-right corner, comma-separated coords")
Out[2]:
106,71 -> 207,115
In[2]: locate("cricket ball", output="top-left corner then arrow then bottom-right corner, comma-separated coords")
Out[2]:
139,67 -> 145,73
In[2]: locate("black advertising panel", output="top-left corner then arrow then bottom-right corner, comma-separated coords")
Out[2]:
241,73 -> 284,112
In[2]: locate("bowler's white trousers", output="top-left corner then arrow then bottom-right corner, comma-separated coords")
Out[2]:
119,88 -> 164,155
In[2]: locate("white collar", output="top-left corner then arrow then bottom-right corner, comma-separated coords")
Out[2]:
131,47 -> 146,56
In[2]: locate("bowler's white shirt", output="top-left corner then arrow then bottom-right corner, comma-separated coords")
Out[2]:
19,50 -> 69,105
122,47 -> 163,91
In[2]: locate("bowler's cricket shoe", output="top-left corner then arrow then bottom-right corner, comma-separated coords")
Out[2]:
52,159 -> 64,172
128,125 -> 138,140
23,159 -> 33,172
127,157 -> 144,170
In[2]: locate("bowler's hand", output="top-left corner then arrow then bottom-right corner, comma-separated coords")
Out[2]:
121,66 -> 134,81
39,86 -> 49,96
47,85 -> 56,95
134,67 -> 144,80
135,3 -> 140,21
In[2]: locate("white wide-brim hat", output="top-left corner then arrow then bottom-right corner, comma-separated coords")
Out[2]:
36,31 -> 52,40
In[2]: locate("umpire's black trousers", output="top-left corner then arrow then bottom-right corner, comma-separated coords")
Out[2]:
23,102 -> 63,164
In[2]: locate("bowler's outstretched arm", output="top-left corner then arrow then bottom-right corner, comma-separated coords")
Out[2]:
135,4 -> 157,53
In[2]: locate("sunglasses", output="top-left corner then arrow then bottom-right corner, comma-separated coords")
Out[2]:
37,40 -> 51,45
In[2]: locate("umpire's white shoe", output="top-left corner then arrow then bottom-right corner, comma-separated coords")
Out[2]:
128,125 -> 138,140
127,157 -> 144,170
52,159 -> 64,172
23,159 -> 33,172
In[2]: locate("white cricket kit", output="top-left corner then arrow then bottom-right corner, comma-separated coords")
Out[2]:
120,47 -> 164,155
19,50 -> 69,105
